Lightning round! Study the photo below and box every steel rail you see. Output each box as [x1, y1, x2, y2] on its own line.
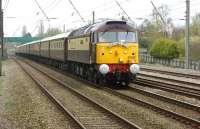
[128, 86, 200, 112]
[14, 59, 87, 129]
[21, 57, 200, 128]
[139, 72, 200, 88]
[136, 77, 200, 99]
[141, 67, 200, 79]
[102, 87, 200, 128]
[18, 58, 142, 129]
[137, 75, 200, 93]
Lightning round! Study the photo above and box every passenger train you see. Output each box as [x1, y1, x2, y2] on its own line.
[16, 20, 140, 86]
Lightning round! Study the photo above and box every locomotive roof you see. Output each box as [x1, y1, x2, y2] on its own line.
[17, 20, 135, 47]
[68, 20, 135, 37]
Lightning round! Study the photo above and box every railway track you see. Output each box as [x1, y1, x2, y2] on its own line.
[136, 76, 200, 99]
[102, 87, 200, 128]
[141, 67, 200, 80]
[19, 57, 200, 129]
[139, 72, 200, 88]
[139, 67, 200, 96]
[15, 58, 141, 129]
[127, 85, 200, 112]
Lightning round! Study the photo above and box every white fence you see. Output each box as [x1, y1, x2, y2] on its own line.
[140, 54, 200, 71]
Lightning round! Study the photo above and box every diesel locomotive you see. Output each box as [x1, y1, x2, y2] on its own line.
[16, 20, 140, 86]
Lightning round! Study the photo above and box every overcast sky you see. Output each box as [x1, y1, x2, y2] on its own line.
[3, 0, 200, 37]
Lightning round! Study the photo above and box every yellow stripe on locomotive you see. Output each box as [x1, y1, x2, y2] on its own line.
[96, 43, 139, 64]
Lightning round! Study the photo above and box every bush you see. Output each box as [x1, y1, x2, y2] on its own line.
[177, 39, 185, 58]
[150, 39, 179, 59]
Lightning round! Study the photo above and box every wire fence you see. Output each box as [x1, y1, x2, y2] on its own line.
[139, 54, 200, 71]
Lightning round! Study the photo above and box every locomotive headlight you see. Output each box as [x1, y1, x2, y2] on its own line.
[99, 64, 109, 75]
[130, 64, 140, 74]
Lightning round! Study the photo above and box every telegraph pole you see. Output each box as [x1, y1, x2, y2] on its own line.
[185, 0, 190, 69]
[0, 0, 3, 76]
[92, 11, 95, 24]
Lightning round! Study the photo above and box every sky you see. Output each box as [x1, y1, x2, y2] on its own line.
[3, 0, 200, 37]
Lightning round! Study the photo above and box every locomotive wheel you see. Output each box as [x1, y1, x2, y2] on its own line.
[121, 80, 129, 87]
[82, 66, 88, 79]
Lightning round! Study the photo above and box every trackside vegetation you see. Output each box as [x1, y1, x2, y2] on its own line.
[150, 39, 179, 59]
[138, 4, 200, 61]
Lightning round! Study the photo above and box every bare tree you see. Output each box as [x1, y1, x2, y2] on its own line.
[45, 27, 62, 37]
[151, 4, 173, 37]
[191, 13, 200, 36]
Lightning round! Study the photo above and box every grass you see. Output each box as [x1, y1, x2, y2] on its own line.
[4, 99, 14, 110]
[0, 78, 14, 110]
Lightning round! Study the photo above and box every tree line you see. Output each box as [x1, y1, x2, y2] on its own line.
[138, 4, 200, 61]
[21, 20, 63, 39]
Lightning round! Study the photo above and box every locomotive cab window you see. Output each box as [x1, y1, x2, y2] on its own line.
[98, 32, 137, 43]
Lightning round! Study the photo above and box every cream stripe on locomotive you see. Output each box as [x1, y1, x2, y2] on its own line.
[68, 37, 90, 51]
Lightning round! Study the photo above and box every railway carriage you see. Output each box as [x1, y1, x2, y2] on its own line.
[49, 37, 65, 61]
[40, 39, 50, 58]
[16, 20, 140, 86]
[29, 41, 40, 56]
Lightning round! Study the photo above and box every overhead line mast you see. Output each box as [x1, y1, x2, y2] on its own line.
[0, 0, 3, 75]
[185, 0, 190, 69]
